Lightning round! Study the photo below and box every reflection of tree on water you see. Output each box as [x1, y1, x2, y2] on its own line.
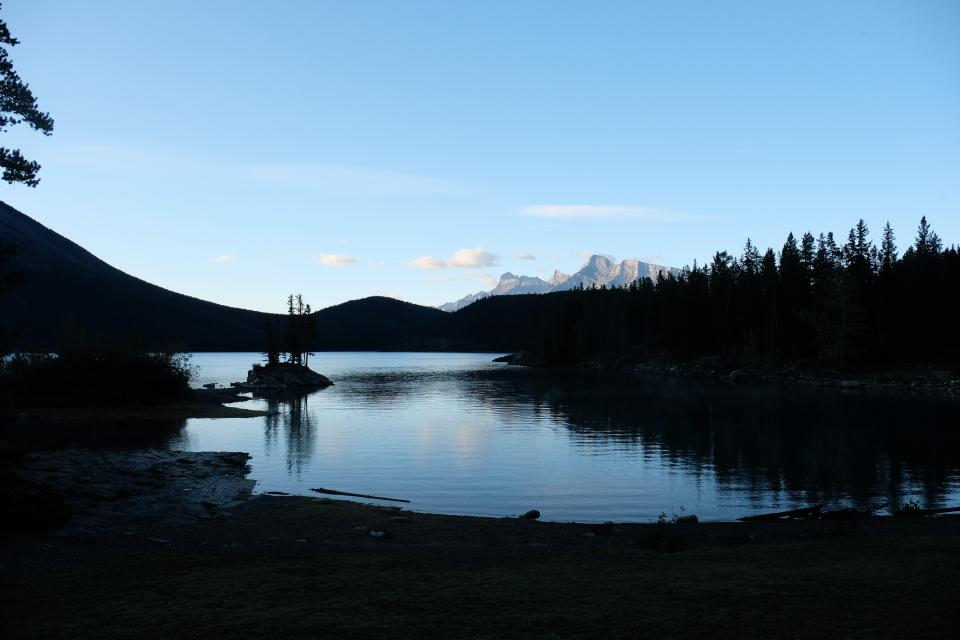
[457, 370, 960, 509]
[261, 391, 316, 477]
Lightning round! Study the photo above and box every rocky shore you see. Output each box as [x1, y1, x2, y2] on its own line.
[15, 450, 256, 536]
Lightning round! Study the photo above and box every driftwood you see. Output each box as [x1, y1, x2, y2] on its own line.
[738, 504, 823, 522]
[893, 505, 960, 517]
[311, 487, 411, 503]
[821, 502, 888, 519]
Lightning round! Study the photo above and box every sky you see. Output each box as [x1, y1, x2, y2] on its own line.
[1, 0, 958, 312]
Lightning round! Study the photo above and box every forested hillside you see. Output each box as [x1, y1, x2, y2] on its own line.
[522, 218, 960, 370]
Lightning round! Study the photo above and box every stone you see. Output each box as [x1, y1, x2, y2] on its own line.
[520, 509, 541, 520]
[246, 363, 334, 390]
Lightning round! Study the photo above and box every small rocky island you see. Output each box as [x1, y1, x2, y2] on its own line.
[238, 362, 334, 391]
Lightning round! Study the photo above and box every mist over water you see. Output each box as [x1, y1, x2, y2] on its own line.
[172, 352, 960, 522]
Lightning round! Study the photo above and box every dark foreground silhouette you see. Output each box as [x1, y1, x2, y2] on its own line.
[2, 495, 959, 639]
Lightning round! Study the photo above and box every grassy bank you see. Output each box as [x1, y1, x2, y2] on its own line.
[2, 497, 959, 639]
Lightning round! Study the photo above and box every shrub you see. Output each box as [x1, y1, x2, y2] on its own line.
[0, 336, 194, 407]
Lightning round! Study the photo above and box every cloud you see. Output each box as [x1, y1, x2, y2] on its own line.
[367, 260, 385, 268]
[513, 252, 537, 261]
[408, 256, 449, 270]
[522, 205, 697, 221]
[212, 254, 238, 263]
[315, 253, 358, 267]
[407, 248, 499, 270]
[449, 248, 498, 268]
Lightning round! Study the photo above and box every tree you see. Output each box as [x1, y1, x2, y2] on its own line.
[0, 6, 54, 187]
[741, 238, 761, 276]
[283, 294, 316, 366]
[879, 222, 897, 274]
[263, 318, 281, 366]
[913, 216, 942, 258]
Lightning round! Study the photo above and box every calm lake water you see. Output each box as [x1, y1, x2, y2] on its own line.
[169, 352, 960, 522]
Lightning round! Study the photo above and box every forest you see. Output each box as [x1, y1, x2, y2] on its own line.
[522, 217, 960, 371]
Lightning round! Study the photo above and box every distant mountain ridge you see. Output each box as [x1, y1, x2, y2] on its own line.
[440, 255, 680, 311]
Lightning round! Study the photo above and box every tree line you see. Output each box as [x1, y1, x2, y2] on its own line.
[525, 217, 959, 370]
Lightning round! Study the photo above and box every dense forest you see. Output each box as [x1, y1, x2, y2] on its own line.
[523, 217, 959, 371]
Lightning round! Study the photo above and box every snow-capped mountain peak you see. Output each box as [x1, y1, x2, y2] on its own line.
[439, 255, 679, 311]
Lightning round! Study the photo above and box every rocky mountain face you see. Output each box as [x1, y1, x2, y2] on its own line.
[440, 254, 679, 312]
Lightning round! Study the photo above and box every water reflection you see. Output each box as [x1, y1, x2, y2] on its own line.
[181, 353, 960, 520]
[259, 391, 316, 477]
[462, 371, 960, 509]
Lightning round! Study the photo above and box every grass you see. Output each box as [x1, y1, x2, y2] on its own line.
[3, 503, 959, 639]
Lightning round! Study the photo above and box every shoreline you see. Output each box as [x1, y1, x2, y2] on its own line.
[497, 353, 960, 396]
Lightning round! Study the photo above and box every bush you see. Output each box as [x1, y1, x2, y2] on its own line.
[0, 337, 194, 407]
[634, 513, 690, 553]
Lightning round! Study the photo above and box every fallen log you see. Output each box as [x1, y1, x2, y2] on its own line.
[821, 502, 888, 519]
[893, 505, 960, 517]
[738, 504, 823, 522]
[311, 487, 411, 503]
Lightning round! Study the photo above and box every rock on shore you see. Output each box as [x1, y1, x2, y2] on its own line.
[17, 450, 256, 535]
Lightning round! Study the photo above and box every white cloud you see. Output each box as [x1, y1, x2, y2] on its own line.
[367, 260, 385, 268]
[315, 253, 358, 267]
[449, 248, 499, 268]
[336, 238, 348, 245]
[407, 248, 499, 270]
[408, 256, 448, 270]
[212, 254, 238, 263]
[513, 252, 537, 261]
[522, 205, 697, 221]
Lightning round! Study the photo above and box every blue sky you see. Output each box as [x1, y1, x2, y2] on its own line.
[2, 0, 958, 311]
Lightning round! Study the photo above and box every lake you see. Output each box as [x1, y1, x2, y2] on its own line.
[170, 352, 960, 522]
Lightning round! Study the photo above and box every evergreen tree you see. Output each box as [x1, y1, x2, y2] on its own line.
[263, 318, 281, 366]
[741, 238, 761, 276]
[0, 6, 54, 186]
[913, 216, 942, 257]
[879, 222, 897, 274]
[282, 294, 316, 366]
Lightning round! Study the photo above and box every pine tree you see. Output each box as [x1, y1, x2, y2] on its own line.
[741, 238, 761, 276]
[0, 7, 54, 186]
[879, 222, 897, 273]
[263, 318, 281, 366]
[914, 216, 942, 257]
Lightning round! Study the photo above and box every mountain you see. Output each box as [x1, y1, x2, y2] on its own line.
[439, 255, 679, 311]
[0, 202, 533, 352]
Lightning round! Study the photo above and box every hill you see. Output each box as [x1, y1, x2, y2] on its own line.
[0, 202, 533, 352]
